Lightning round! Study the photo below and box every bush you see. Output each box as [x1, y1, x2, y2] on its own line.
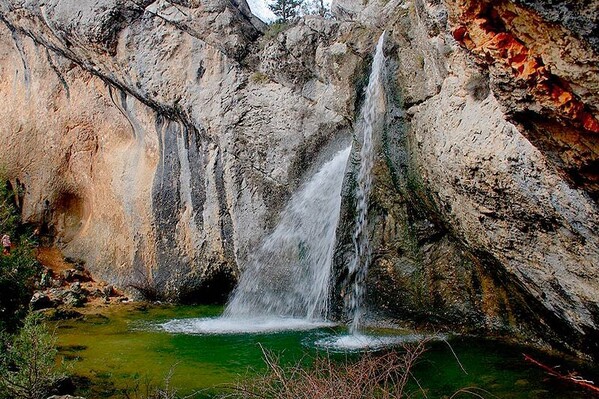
[0, 174, 41, 332]
[0, 312, 67, 399]
[223, 341, 429, 399]
[0, 241, 40, 332]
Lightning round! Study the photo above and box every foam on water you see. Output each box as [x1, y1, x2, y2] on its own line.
[314, 333, 445, 352]
[158, 317, 335, 335]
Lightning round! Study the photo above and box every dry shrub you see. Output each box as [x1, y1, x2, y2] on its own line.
[223, 340, 429, 399]
[122, 364, 203, 399]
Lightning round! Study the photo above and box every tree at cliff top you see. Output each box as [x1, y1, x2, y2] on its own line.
[269, 0, 303, 22]
[300, 0, 330, 18]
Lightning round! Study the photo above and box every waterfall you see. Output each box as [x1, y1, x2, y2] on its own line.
[224, 146, 351, 321]
[159, 33, 386, 337]
[346, 32, 387, 334]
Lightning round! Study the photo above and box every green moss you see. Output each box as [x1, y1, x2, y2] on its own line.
[250, 72, 270, 84]
[416, 53, 425, 69]
[352, 56, 373, 122]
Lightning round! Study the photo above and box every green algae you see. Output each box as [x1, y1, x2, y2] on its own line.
[53, 305, 330, 398]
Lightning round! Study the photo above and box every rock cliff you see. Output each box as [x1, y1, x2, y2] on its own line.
[0, 0, 360, 302]
[331, 0, 599, 359]
[0, 0, 597, 358]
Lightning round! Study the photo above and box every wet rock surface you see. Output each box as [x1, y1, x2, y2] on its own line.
[331, 0, 599, 359]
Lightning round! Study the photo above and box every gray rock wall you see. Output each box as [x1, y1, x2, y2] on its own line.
[330, 0, 599, 358]
[0, 0, 360, 301]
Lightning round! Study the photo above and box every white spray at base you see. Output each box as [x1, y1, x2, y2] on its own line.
[344, 32, 387, 336]
[160, 146, 350, 334]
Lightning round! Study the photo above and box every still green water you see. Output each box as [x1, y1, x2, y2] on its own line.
[53, 304, 598, 398]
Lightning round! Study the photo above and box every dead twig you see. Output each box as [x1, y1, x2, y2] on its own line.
[524, 354, 599, 395]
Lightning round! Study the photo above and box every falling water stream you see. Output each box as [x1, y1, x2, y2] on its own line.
[224, 146, 351, 320]
[313, 32, 388, 350]
[346, 32, 387, 334]
[161, 32, 387, 343]
[161, 146, 351, 334]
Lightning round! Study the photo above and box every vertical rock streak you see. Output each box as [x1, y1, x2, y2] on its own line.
[346, 32, 386, 334]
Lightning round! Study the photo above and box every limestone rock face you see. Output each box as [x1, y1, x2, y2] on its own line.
[446, 0, 599, 198]
[0, 0, 598, 359]
[330, 0, 599, 359]
[0, 0, 361, 301]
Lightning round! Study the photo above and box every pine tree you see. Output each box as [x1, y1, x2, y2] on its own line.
[269, 0, 304, 23]
[301, 0, 330, 18]
[0, 313, 66, 399]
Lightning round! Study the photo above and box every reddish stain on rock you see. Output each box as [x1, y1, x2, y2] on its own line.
[452, 0, 599, 134]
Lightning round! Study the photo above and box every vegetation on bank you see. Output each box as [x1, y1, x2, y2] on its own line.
[0, 313, 67, 399]
[0, 176, 41, 332]
[0, 176, 66, 399]
[0, 240, 40, 333]
[224, 343, 431, 399]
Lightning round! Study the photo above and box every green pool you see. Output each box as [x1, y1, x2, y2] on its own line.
[53, 304, 598, 398]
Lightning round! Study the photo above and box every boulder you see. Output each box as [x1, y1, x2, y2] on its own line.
[30, 292, 56, 310]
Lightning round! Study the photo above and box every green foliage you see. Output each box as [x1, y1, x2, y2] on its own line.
[269, 0, 303, 23]
[0, 174, 40, 332]
[0, 242, 41, 332]
[300, 0, 330, 18]
[0, 173, 20, 237]
[0, 312, 66, 399]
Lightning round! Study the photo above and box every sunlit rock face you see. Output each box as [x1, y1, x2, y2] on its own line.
[0, 0, 598, 358]
[330, 0, 599, 359]
[0, 0, 360, 301]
